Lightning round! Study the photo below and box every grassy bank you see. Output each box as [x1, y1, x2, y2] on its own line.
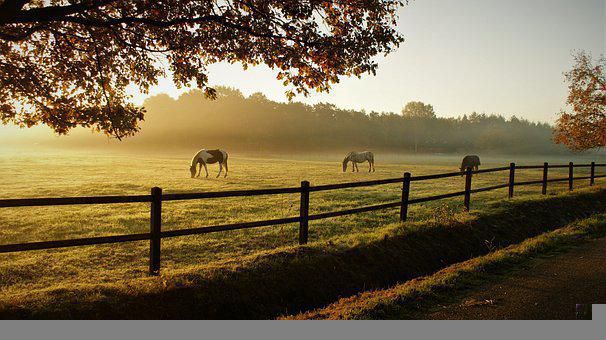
[288, 213, 606, 320]
[1, 187, 605, 319]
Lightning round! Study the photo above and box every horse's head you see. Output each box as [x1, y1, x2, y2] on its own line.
[342, 157, 349, 172]
[189, 164, 197, 178]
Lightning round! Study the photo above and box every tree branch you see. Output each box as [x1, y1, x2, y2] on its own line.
[0, 23, 46, 41]
[0, 0, 117, 24]
[0, 0, 30, 14]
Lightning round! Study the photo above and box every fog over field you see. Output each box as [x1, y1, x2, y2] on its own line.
[3, 87, 602, 158]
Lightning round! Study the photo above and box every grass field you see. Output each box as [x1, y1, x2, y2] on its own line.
[0, 149, 603, 310]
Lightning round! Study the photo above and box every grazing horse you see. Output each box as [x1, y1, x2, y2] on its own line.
[343, 151, 375, 173]
[460, 155, 480, 175]
[190, 149, 229, 178]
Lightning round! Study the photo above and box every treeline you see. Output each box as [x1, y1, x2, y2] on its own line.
[114, 86, 563, 155]
[18, 86, 567, 155]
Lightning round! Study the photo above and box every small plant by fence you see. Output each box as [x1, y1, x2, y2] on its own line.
[0, 161, 604, 275]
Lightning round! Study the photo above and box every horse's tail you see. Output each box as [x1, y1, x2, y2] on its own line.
[369, 152, 374, 163]
[222, 150, 229, 165]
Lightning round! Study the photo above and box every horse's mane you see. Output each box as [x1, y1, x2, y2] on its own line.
[190, 150, 204, 167]
[343, 151, 354, 164]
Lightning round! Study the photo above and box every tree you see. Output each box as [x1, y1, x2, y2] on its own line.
[554, 51, 606, 151]
[401, 101, 436, 118]
[401, 101, 435, 152]
[0, 0, 405, 139]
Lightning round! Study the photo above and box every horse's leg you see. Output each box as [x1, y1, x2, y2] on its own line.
[203, 163, 209, 178]
[368, 160, 372, 172]
[352, 161, 355, 172]
[196, 163, 201, 177]
[355, 162, 359, 172]
[217, 163, 223, 178]
[223, 161, 228, 178]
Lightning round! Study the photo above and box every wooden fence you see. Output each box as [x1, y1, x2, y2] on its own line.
[0, 161, 604, 275]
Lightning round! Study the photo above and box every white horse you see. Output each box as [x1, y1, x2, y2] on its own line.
[343, 151, 375, 173]
[190, 149, 229, 178]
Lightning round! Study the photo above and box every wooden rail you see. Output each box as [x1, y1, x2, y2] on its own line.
[0, 162, 604, 275]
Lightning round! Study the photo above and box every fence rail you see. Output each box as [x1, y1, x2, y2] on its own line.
[1, 161, 605, 275]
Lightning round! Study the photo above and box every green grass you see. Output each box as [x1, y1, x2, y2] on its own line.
[0, 150, 603, 318]
[288, 213, 606, 320]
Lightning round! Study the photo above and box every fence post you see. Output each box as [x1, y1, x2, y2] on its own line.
[464, 167, 472, 212]
[400, 172, 411, 221]
[569, 162, 574, 191]
[299, 180, 310, 245]
[508, 163, 515, 198]
[590, 162, 595, 186]
[149, 187, 162, 276]
[542, 162, 548, 195]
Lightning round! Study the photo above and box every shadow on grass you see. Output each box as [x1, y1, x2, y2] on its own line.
[2, 189, 606, 319]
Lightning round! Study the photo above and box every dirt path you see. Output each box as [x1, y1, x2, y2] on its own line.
[423, 237, 606, 320]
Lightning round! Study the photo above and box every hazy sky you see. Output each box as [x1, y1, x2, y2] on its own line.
[127, 0, 605, 123]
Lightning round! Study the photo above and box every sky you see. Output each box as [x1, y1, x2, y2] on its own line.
[127, 0, 605, 124]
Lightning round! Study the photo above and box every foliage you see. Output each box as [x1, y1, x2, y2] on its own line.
[401, 101, 435, 118]
[0, 0, 405, 139]
[554, 51, 606, 151]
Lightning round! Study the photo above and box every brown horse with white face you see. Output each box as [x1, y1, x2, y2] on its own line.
[190, 149, 229, 178]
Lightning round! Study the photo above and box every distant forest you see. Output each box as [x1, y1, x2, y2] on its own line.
[116, 87, 566, 155]
[6, 86, 570, 155]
